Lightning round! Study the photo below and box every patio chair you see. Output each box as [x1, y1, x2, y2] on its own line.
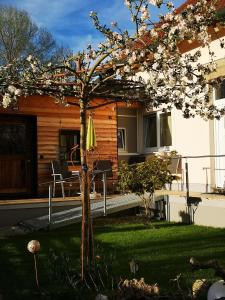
[92, 160, 113, 194]
[168, 155, 184, 191]
[51, 160, 81, 198]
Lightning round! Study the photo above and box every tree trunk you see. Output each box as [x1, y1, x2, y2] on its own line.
[80, 99, 94, 280]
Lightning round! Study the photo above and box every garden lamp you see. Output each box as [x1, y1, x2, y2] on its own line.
[27, 240, 40, 289]
[207, 280, 225, 300]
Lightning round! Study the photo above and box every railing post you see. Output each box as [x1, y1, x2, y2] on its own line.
[185, 159, 189, 200]
[48, 183, 52, 228]
[185, 159, 192, 224]
[103, 171, 107, 216]
[204, 167, 209, 193]
[164, 195, 170, 221]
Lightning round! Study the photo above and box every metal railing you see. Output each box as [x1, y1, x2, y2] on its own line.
[39, 170, 109, 228]
[182, 154, 225, 196]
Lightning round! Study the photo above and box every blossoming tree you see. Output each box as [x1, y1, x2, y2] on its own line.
[0, 0, 225, 278]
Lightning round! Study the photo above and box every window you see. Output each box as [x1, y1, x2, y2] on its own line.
[144, 112, 172, 149]
[215, 80, 225, 100]
[160, 113, 172, 146]
[117, 108, 137, 153]
[144, 114, 157, 148]
[59, 130, 80, 164]
[118, 128, 126, 150]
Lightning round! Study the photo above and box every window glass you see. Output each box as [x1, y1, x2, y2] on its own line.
[144, 114, 157, 148]
[118, 111, 137, 153]
[215, 80, 225, 100]
[118, 128, 126, 150]
[59, 130, 80, 164]
[160, 113, 172, 146]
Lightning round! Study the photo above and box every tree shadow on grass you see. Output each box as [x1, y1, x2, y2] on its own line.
[93, 221, 207, 235]
[0, 230, 82, 300]
[1, 220, 225, 299]
[93, 233, 225, 294]
[153, 221, 187, 229]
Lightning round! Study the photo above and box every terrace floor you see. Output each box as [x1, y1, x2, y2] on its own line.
[1, 189, 225, 233]
[1, 188, 225, 208]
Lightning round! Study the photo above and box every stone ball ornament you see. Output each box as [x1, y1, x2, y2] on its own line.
[27, 240, 41, 254]
[207, 280, 225, 300]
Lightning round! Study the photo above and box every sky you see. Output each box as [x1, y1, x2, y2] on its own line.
[0, 0, 184, 53]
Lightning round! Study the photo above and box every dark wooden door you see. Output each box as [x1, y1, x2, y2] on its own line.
[0, 115, 37, 198]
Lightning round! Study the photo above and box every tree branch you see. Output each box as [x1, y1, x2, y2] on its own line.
[89, 73, 115, 95]
[86, 47, 119, 85]
[43, 64, 85, 85]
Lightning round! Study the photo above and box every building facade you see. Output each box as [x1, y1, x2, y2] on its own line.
[0, 96, 118, 199]
[118, 34, 225, 193]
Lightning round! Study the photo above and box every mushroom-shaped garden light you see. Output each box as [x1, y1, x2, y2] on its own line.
[27, 240, 40, 289]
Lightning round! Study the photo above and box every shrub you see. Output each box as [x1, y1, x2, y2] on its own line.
[118, 155, 173, 220]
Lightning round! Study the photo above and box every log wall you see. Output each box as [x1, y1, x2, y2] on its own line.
[0, 95, 118, 195]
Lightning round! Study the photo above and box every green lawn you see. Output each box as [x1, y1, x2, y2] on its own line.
[1, 216, 225, 299]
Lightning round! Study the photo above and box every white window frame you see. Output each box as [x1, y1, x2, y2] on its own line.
[213, 85, 225, 187]
[143, 111, 172, 153]
[214, 80, 225, 101]
[118, 127, 126, 151]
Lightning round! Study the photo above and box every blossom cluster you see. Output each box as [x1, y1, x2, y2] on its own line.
[0, 0, 224, 119]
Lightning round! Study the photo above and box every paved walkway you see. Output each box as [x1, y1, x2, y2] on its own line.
[0, 194, 141, 236]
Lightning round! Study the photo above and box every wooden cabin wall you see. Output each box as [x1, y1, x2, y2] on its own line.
[0, 95, 118, 195]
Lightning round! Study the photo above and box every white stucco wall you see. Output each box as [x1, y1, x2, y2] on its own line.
[137, 37, 225, 192]
[171, 110, 211, 191]
[176, 38, 225, 190]
[166, 195, 225, 228]
[188, 38, 225, 63]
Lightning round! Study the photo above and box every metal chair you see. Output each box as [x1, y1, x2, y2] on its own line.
[51, 160, 80, 198]
[92, 160, 113, 194]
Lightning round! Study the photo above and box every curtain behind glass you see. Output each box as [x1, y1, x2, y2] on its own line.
[144, 114, 157, 148]
[160, 113, 172, 146]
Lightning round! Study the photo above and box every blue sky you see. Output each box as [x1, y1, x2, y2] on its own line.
[0, 0, 184, 53]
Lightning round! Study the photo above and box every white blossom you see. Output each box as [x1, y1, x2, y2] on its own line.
[26, 55, 32, 62]
[148, 0, 157, 6]
[157, 45, 165, 54]
[111, 21, 117, 27]
[8, 85, 21, 96]
[154, 52, 161, 60]
[152, 62, 159, 70]
[167, 2, 174, 9]
[2, 93, 12, 108]
[124, 0, 131, 8]
[150, 29, 158, 38]
[140, 6, 149, 21]
[164, 13, 174, 22]
[124, 65, 131, 73]
[45, 79, 52, 86]
[138, 24, 148, 36]
[0, 0, 223, 121]
[113, 32, 123, 41]
[89, 11, 96, 17]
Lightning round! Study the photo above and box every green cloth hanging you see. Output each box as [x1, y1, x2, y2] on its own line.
[86, 115, 97, 151]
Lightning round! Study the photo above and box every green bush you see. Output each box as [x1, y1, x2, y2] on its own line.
[118, 155, 173, 220]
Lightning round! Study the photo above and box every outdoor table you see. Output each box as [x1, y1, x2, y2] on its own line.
[72, 169, 109, 216]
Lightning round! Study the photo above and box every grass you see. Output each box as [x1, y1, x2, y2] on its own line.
[1, 216, 225, 299]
